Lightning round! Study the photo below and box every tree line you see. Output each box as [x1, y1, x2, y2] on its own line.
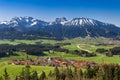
[0, 63, 120, 80]
[96, 46, 120, 57]
[0, 43, 96, 58]
[0, 43, 59, 57]
[0, 28, 54, 40]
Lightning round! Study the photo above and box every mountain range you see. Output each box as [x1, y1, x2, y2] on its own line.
[0, 16, 120, 39]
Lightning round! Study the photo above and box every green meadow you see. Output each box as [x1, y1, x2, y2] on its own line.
[0, 37, 120, 78]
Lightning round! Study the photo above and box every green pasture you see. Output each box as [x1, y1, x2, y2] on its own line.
[0, 37, 120, 78]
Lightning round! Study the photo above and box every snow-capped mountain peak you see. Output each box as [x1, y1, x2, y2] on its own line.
[0, 16, 118, 29]
[0, 16, 120, 39]
[11, 16, 34, 23]
[49, 17, 112, 27]
[8, 16, 48, 27]
[64, 17, 98, 26]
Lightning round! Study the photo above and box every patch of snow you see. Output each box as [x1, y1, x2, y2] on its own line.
[89, 20, 95, 25]
[61, 21, 67, 25]
[0, 21, 8, 24]
[80, 19, 83, 25]
[26, 19, 29, 22]
[31, 22, 37, 26]
[19, 17, 22, 20]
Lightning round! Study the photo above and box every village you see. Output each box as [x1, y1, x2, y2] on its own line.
[9, 57, 96, 68]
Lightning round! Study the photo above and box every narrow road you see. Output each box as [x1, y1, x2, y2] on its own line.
[77, 44, 92, 53]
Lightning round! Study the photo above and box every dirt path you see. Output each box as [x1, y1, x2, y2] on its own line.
[77, 44, 92, 53]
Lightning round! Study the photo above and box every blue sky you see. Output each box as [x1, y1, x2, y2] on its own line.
[0, 0, 120, 26]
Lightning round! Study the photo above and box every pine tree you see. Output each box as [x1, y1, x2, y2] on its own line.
[114, 65, 120, 80]
[32, 71, 38, 80]
[20, 68, 25, 79]
[108, 64, 114, 80]
[48, 70, 53, 77]
[25, 65, 31, 80]
[96, 66, 105, 80]
[39, 71, 46, 80]
[61, 71, 66, 80]
[103, 64, 109, 80]
[74, 67, 77, 75]
[54, 66, 60, 80]
[119, 66, 120, 80]
[15, 76, 18, 80]
[66, 67, 73, 80]
[79, 68, 83, 80]
[3, 68, 10, 80]
[83, 71, 87, 80]
[86, 65, 94, 78]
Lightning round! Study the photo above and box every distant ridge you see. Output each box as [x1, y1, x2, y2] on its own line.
[0, 16, 120, 39]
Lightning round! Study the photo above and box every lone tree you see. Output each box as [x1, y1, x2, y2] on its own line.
[39, 71, 46, 80]
[3, 68, 10, 80]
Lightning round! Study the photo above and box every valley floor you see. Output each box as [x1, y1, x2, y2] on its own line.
[0, 37, 120, 78]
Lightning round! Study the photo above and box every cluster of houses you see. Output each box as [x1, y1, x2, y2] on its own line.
[9, 57, 96, 68]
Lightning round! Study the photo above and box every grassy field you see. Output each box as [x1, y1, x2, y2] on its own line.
[0, 51, 120, 78]
[0, 39, 59, 45]
[62, 37, 117, 51]
[0, 37, 120, 78]
[0, 64, 54, 78]
[0, 37, 119, 63]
